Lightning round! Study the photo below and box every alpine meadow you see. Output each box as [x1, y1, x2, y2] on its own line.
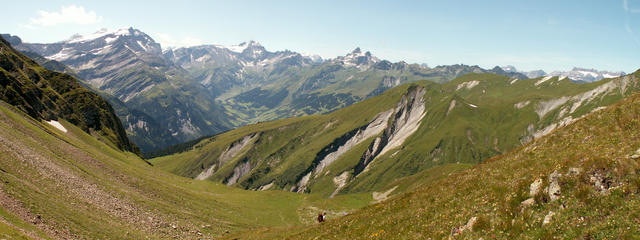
[1, 1, 639, 239]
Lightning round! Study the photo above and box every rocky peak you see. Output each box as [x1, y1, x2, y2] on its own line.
[336, 47, 380, 70]
[548, 67, 625, 82]
[239, 41, 267, 60]
[0, 34, 23, 47]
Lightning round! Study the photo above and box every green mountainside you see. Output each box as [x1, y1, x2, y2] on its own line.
[152, 71, 640, 198]
[2, 31, 233, 153]
[1, 35, 639, 238]
[0, 97, 375, 239]
[243, 77, 640, 239]
[0, 36, 137, 153]
[4, 30, 527, 153]
[0, 38, 378, 239]
[168, 46, 528, 126]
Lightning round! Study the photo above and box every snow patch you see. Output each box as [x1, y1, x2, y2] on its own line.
[104, 36, 118, 44]
[46, 120, 67, 133]
[47, 47, 73, 61]
[136, 40, 147, 51]
[67, 28, 131, 43]
[195, 55, 210, 62]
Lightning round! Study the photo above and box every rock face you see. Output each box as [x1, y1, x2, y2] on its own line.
[529, 178, 543, 197]
[547, 170, 562, 202]
[548, 67, 624, 83]
[195, 133, 258, 180]
[292, 111, 391, 192]
[293, 109, 393, 193]
[5, 29, 231, 152]
[354, 87, 427, 175]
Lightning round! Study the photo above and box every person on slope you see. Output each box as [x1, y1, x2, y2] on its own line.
[317, 212, 326, 223]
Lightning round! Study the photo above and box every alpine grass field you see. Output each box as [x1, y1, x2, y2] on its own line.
[1, 1, 639, 238]
[151, 70, 640, 200]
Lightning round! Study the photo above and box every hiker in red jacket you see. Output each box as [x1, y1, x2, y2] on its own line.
[317, 212, 326, 223]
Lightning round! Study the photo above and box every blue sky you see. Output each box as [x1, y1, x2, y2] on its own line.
[2, 0, 639, 73]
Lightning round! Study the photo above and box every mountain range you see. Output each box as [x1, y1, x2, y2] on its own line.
[151, 69, 640, 197]
[502, 65, 624, 82]
[3, 27, 534, 153]
[0, 30, 639, 238]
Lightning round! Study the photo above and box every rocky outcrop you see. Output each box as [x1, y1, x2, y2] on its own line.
[195, 133, 258, 180]
[225, 159, 252, 186]
[330, 171, 351, 198]
[354, 87, 427, 175]
[293, 110, 393, 193]
[547, 170, 562, 201]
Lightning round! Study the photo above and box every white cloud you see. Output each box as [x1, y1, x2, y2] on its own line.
[152, 33, 204, 49]
[28, 5, 102, 28]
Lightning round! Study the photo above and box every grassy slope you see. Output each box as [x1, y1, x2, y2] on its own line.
[0, 101, 372, 239]
[152, 71, 640, 199]
[151, 82, 419, 187]
[247, 90, 640, 239]
[0, 37, 137, 153]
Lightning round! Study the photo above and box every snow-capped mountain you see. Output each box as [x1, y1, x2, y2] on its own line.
[19, 27, 166, 92]
[4, 27, 569, 153]
[165, 40, 317, 71]
[548, 67, 625, 83]
[501, 65, 624, 82]
[333, 47, 380, 70]
[501, 65, 546, 78]
[6, 28, 232, 151]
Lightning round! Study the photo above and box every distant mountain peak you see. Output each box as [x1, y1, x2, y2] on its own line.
[501, 65, 517, 72]
[64, 27, 138, 44]
[336, 47, 379, 69]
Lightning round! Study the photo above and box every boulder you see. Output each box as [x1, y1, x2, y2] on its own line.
[521, 198, 535, 207]
[548, 170, 561, 201]
[542, 211, 555, 226]
[529, 178, 543, 197]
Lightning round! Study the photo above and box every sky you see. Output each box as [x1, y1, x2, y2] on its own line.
[2, 0, 640, 73]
